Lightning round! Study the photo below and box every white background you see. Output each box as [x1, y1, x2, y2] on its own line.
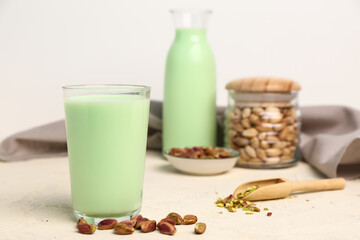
[0, 0, 359, 140]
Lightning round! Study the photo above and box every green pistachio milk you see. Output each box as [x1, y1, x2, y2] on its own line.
[64, 94, 149, 218]
[163, 28, 217, 151]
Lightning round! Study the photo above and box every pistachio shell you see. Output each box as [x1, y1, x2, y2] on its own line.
[264, 157, 280, 164]
[252, 107, 264, 115]
[273, 141, 288, 149]
[234, 107, 242, 116]
[279, 127, 289, 140]
[237, 156, 248, 164]
[239, 148, 250, 161]
[273, 123, 285, 131]
[266, 136, 280, 142]
[283, 148, 292, 156]
[249, 158, 263, 164]
[256, 124, 273, 132]
[256, 148, 267, 160]
[233, 137, 250, 146]
[269, 113, 283, 123]
[245, 146, 257, 158]
[280, 155, 293, 162]
[260, 140, 270, 149]
[283, 116, 295, 125]
[265, 148, 282, 157]
[241, 118, 251, 129]
[242, 107, 251, 118]
[258, 132, 267, 140]
[242, 128, 258, 138]
[249, 114, 259, 124]
[250, 137, 260, 148]
[234, 123, 244, 132]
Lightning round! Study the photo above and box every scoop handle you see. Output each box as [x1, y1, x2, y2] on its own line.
[291, 178, 346, 192]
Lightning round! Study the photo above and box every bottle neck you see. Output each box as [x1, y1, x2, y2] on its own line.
[171, 9, 211, 28]
[175, 28, 207, 42]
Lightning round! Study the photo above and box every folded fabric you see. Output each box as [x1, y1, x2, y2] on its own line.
[300, 106, 360, 179]
[1, 101, 359, 179]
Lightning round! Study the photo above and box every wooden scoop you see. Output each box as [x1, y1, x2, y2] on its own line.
[233, 177, 346, 201]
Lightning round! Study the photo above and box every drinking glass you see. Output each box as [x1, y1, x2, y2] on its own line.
[63, 84, 150, 223]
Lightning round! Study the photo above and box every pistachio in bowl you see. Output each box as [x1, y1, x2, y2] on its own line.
[164, 146, 239, 175]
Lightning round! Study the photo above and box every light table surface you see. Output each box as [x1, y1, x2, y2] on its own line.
[0, 151, 359, 240]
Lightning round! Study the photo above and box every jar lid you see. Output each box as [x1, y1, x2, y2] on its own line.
[226, 77, 301, 93]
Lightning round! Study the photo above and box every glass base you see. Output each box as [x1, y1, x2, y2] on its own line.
[236, 147, 301, 169]
[73, 208, 141, 225]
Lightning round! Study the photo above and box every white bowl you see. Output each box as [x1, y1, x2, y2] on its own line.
[163, 148, 239, 175]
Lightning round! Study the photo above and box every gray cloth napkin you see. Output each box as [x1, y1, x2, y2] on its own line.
[1, 101, 359, 179]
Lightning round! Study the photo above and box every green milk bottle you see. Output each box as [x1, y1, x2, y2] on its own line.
[163, 9, 217, 151]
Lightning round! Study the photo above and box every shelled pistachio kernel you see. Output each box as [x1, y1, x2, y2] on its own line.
[77, 218, 96, 234]
[114, 221, 134, 235]
[169, 146, 232, 159]
[166, 212, 183, 225]
[237, 185, 259, 199]
[98, 219, 117, 230]
[215, 197, 223, 203]
[158, 221, 176, 235]
[225, 203, 233, 208]
[194, 223, 206, 234]
[251, 207, 260, 212]
[215, 193, 258, 214]
[228, 207, 237, 212]
[183, 215, 198, 225]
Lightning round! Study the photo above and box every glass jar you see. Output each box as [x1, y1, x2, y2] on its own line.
[224, 77, 301, 168]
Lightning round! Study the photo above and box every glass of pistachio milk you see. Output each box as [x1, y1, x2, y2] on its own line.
[63, 84, 150, 224]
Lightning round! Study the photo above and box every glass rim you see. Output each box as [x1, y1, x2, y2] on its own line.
[170, 8, 212, 14]
[63, 84, 151, 92]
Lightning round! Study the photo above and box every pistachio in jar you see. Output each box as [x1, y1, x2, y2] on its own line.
[224, 77, 301, 168]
